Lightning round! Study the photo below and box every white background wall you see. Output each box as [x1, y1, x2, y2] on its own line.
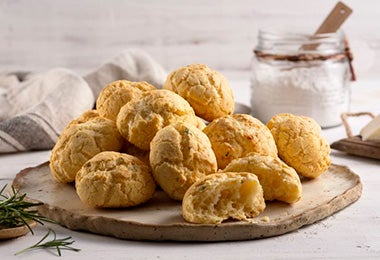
[0, 0, 379, 80]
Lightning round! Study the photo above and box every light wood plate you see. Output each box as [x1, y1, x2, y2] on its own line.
[12, 162, 362, 242]
[0, 221, 37, 240]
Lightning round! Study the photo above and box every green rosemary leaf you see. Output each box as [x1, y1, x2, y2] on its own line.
[0, 184, 80, 256]
[15, 228, 81, 256]
[0, 184, 56, 233]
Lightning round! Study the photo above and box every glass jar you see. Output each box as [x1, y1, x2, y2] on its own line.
[250, 29, 352, 128]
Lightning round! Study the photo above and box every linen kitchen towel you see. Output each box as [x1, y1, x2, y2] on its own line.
[85, 48, 166, 97]
[0, 69, 94, 153]
[0, 49, 166, 153]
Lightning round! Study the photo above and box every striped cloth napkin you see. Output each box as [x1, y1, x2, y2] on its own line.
[0, 49, 166, 153]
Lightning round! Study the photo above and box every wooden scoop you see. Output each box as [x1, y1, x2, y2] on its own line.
[302, 1, 355, 80]
[314, 2, 352, 35]
[302, 2, 352, 50]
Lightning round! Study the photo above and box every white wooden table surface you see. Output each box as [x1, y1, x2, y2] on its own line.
[0, 79, 379, 259]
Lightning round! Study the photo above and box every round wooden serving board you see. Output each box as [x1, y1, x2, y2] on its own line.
[12, 162, 362, 242]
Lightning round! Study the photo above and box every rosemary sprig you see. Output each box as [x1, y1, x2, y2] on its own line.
[1, 184, 80, 256]
[15, 228, 81, 256]
[0, 184, 55, 234]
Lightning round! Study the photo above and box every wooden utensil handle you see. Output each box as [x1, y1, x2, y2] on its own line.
[302, 2, 356, 80]
[302, 2, 352, 51]
[341, 112, 375, 138]
[315, 1, 352, 34]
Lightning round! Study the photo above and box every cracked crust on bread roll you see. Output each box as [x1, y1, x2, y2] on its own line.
[203, 114, 278, 169]
[50, 110, 123, 183]
[116, 89, 200, 150]
[163, 63, 235, 122]
[75, 151, 156, 208]
[150, 122, 217, 200]
[96, 80, 156, 121]
[223, 153, 302, 204]
[182, 172, 265, 224]
[267, 113, 331, 179]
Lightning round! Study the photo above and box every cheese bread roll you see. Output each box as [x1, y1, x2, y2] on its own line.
[163, 63, 234, 122]
[182, 172, 265, 224]
[96, 80, 156, 121]
[223, 153, 302, 203]
[76, 151, 155, 208]
[267, 113, 331, 178]
[150, 122, 217, 200]
[203, 114, 278, 169]
[50, 110, 123, 183]
[116, 89, 199, 150]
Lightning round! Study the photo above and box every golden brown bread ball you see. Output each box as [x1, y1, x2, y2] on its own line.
[116, 89, 200, 150]
[163, 63, 235, 122]
[150, 122, 217, 200]
[223, 153, 302, 204]
[75, 151, 156, 208]
[203, 114, 278, 169]
[50, 111, 123, 183]
[182, 172, 265, 224]
[267, 113, 331, 178]
[96, 80, 156, 121]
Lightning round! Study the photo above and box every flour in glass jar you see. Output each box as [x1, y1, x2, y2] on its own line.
[250, 29, 352, 128]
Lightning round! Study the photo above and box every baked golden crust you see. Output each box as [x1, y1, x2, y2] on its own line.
[150, 122, 217, 200]
[163, 63, 235, 122]
[50, 111, 123, 183]
[223, 153, 302, 203]
[116, 89, 199, 150]
[96, 80, 156, 121]
[203, 114, 278, 169]
[182, 172, 265, 224]
[267, 113, 331, 178]
[75, 151, 156, 208]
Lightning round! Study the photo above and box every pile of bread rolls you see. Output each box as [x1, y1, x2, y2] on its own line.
[49, 63, 331, 224]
